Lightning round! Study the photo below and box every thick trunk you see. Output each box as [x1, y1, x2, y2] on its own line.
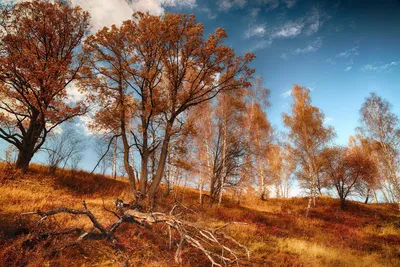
[15, 147, 34, 172]
[15, 111, 43, 172]
[340, 198, 346, 210]
[148, 125, 171, 206]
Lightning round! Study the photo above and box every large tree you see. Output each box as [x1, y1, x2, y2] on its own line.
[358, 93, 400, 207]
[81, 12, 254, 205]
[283, 85, 335, 216]
[0, 0, 90, 171]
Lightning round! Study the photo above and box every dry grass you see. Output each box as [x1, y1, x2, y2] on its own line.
[1, 163, 400, 266]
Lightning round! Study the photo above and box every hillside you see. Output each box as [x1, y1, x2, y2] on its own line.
[1, 164, 400, 267]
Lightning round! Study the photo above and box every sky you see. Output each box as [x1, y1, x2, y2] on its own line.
[1, 0, 400, 180]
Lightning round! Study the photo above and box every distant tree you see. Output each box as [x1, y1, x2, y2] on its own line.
[320, 146, 378, 209]
[0, 0, 90, 171]
[357, 93, 400, 208]
[283, 85, 335, 216]
[43, 127, 85, 174]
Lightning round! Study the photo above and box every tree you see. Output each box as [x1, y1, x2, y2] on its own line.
[348, 135, 381, 203]
[246, 77, 272, 200]
[358, 93, 400, 208]
[320, 146, 378, 209]
[81, 12, 254, 205]
[0, 0, 90, 171]
[43, 126, 85, 174]
[268, 143, 295, 198]
[283, 85, 335, 216]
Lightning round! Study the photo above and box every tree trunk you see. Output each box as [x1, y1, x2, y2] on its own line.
[364, 188, 371, 204]
[139, 147, 149, 197]
[148, 125, 172, 206]
[340, 198, 346, 210]
[121, 119, 137, 199]
[112, 137, 118, 179]
[15, 147, 34, 172]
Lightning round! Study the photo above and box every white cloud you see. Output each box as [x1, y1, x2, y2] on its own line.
[272, 21, 304, 38]
[326, 58, 337, 65]
[362, 61, 400, 73]
[282, 0, 297, 8]
[281, 90, 291, 98]
[344, 66, 352, 72]
[249, 39, 272, 51]
[199, 7, 217, 20]
[218, 0, 246, 11]
[324, 117, 333, 124]
[66, 83, 87, 103]
[336, 45, 359, 58]
[245, 24, 266, 38]
[292, 37, 323, 54]
[6, 0, 196, 32]
[258, 0, 280, 11]
[328, 44, 359, 70]
[71, 0, 196, 32]
[282, 37, 323, 59]
[249, 8, 261, 18]
[271, 8, 329, 39]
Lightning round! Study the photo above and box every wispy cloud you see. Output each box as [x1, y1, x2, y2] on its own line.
[327, 44, 359, 71]
[293, 37, 323, 54]
[281, 90, 292, 98]
[245, 24, 267, 38]
[199, 7, 218, 19]
[361, 61, 400, 73]
[249, 39, 272, 51]
[324, 117, 333, 124]
[218, 0, 247, 11]
[336, 45, 359, 58]
[271, 8, 330, 39]
[282, 0, 297, 8]
[281, 37, 323, 59]
[249, 8, 261, 18]
[272, 21, 304, 38]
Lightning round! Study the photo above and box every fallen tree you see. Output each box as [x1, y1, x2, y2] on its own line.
[21, 200, 250, 266]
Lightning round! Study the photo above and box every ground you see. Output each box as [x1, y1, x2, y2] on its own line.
[0, 164, 399, 266]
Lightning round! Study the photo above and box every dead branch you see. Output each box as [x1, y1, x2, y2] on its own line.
[21, 200, 250, 266]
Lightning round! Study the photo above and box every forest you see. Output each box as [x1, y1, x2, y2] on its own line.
[0, 1, 400, 266]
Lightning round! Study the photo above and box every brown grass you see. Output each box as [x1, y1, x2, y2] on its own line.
[1, 163, 400, 266]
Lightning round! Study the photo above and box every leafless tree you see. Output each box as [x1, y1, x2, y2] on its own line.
[43, 127, 85, 174]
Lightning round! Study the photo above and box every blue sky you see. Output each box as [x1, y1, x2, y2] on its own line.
[1, 0, 400, 174]
[178, 0, 400, 147]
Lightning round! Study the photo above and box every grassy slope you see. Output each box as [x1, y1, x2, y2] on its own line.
[1, 164, 400, 267]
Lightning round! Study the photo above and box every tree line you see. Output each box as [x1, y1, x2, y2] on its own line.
[0, 1, 399, 211]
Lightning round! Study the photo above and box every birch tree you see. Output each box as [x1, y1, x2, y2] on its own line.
[283, 85, 335, 216]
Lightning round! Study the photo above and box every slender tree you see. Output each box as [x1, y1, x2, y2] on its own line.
[357, 93, 400, 208]
[0, 0, 90, 171]
[283, 85, 335, 216]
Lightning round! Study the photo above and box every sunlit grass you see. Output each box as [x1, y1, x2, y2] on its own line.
[1, 163, 399, 266]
